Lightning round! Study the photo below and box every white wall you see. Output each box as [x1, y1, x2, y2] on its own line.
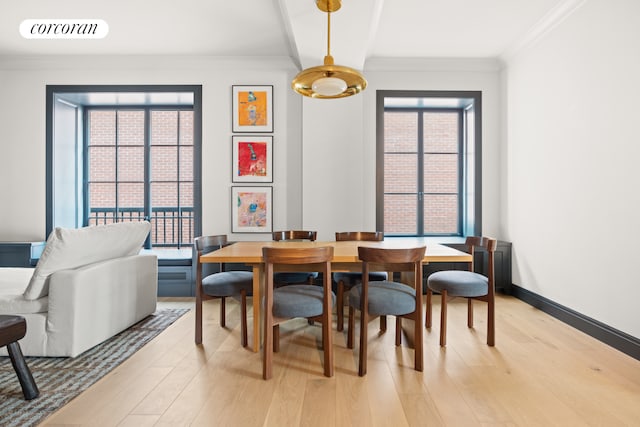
[302, 94, 366, 241]
[504, 0, 640, 338]
[0, 55, 300, 242]
[0, 64, 47, 240]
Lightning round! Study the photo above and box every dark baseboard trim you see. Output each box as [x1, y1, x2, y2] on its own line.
[510, 284, 640, 361]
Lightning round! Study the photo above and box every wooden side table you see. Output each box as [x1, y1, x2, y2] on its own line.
[0, 315, 39, 400]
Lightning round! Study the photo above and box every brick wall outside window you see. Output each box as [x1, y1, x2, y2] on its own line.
[87, 109, 194, 248]
[384, 110, 459, 235]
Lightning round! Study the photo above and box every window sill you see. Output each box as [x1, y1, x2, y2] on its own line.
[140, 248, 192, 266]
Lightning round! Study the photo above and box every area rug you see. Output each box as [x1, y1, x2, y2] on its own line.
[0, 308, 188, 427]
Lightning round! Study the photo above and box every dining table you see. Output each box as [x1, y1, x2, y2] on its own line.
[200, 239, 473, 352]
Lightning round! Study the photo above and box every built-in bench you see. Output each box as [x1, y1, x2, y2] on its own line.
[0, 242, 45, 267]
[141, 249, 194, 297]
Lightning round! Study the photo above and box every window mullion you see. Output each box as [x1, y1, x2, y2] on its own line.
[144, 108, 152, 249]
[175, 112, 181, 249]
[458, 109, 464, 236]
[417, 111, 424, 236]
[115, 110, 119, 222]
[82, 108, 89, 227]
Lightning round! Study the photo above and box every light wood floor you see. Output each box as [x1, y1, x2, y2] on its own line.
[42, 294, 640, 426]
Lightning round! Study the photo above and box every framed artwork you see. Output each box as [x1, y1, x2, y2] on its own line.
[231, 186, 273, 233]
[232, 135, 273, 183]
[232, 85, 273, 133]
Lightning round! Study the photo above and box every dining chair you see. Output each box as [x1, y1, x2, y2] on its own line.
[425, 236, 497, 347]
[334, 231, 386, 331]
[262, 246, 335, 380]
[194, 235, 253, 347]
[272, 230, 318, 286]
[347, 246, 425, 376]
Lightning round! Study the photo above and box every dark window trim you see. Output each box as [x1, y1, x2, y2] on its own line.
[375, 90, 482, 237]
[45, 84, 203, 242]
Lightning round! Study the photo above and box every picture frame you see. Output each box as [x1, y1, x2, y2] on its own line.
[232, 135, 273, 183]
[231, 186, 273, 233]
[232, 85, 273, 133]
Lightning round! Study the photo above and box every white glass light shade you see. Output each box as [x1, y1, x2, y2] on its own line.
[311, 77, 347, 97]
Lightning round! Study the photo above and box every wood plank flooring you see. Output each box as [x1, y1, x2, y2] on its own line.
[41, 295, 640, 426]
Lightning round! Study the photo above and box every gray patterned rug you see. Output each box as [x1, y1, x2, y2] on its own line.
[0, 308, 188, 427]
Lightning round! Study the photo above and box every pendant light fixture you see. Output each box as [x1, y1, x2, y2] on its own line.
[292, 0, 367, 99]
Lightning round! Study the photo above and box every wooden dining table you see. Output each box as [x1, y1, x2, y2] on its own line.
[200, 239, 473, 351]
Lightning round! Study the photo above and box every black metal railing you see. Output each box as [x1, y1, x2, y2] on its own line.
[88, 207, 194, 249]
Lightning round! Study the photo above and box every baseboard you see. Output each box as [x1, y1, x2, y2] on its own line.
[510, 285, 640, 361]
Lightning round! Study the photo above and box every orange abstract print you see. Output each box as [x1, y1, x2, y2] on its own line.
[237, 90, 268, 126]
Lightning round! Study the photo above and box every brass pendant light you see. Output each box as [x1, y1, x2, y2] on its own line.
[292, 0, 367, 99]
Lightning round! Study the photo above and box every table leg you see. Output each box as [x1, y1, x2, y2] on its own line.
[7, 341, 39, 400]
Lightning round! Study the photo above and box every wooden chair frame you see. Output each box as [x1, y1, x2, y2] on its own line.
[425, 236, 497, 346]
[262, 246, 334, 380]
[195, 235, 250, 347]
[272, 230, 317, 242]
[348, 246, 425, 376]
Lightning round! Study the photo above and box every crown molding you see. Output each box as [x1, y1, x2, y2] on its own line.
[0, 55, 297, 71]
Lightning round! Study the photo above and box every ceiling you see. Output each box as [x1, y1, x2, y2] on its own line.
[1, 0, 574, 69]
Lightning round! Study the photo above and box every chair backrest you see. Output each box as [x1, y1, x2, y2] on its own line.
[359, 246, 424, 289]
[335, 231, 384, 242]
[263, 246, 333, 266]
[262, 246, 334, 297]
[272, 230, 317, 241]
[194, 235, 228, 277]
[194, 235, 227, 254]
[357, 246, 425, 278]
[464, 236, 497, 294]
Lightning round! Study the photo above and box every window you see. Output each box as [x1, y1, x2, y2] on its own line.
[86, 108, 194, 248]
[376, 91, 481, 237]
[46, 85, 202, 252]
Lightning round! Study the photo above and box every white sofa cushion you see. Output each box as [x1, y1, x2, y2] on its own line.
[0, 267, 48, 314]
[23, 221, 151, 300]
[0, 295, 48, 314]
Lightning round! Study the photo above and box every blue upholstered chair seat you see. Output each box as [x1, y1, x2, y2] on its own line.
[349, 281, 416, 317]
[274, 272, 319, 285]
[272, 285, 336, 319]
[427, 270, 488, 297]
[202, 271, 253, 297]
